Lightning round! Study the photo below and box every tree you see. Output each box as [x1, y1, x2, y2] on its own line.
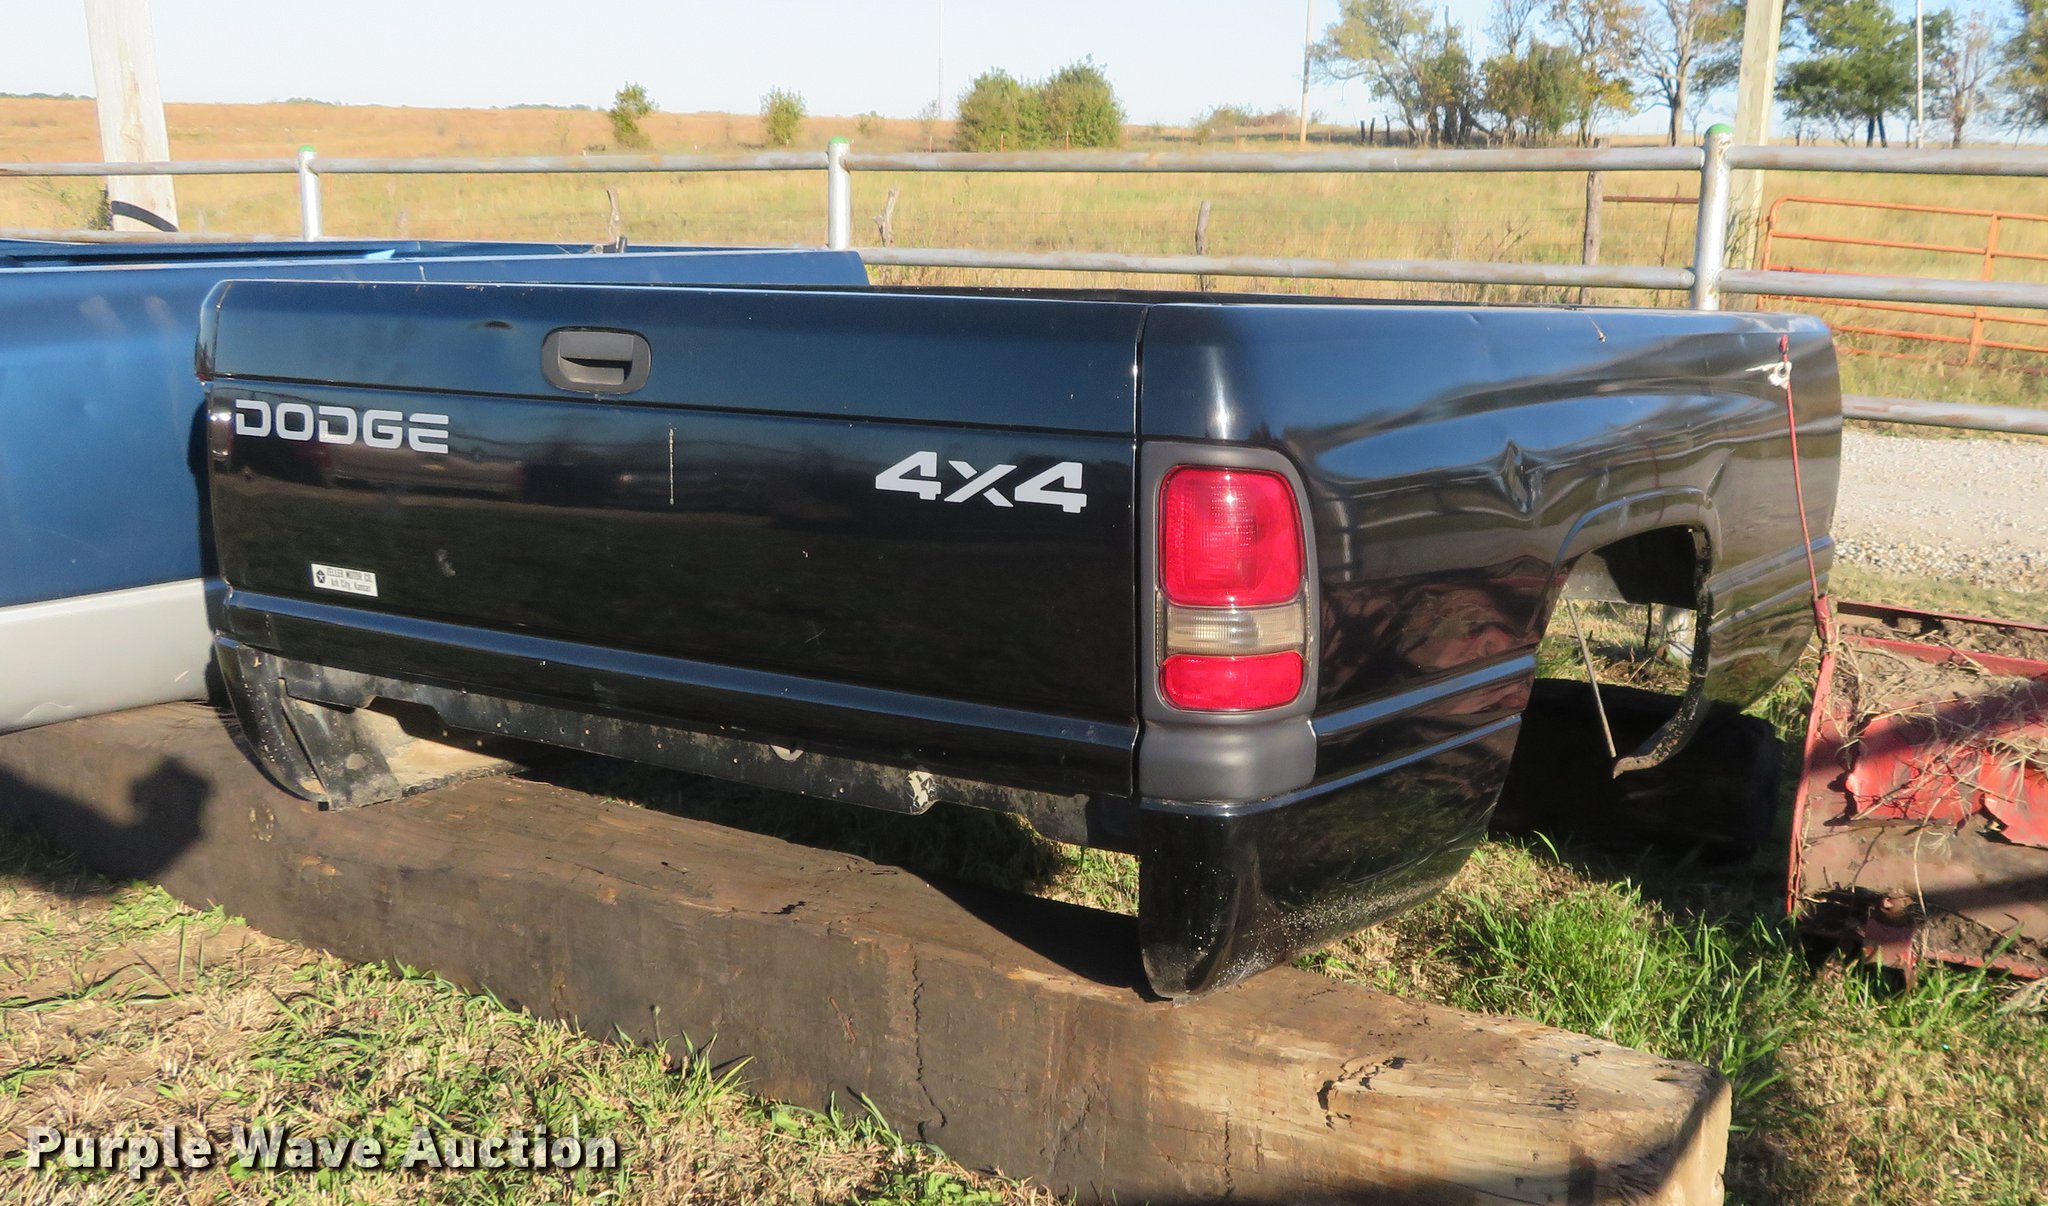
[1315, 0, 1444, 139]
[1778, 0, 1927, 145]
[760, 88, 806, 148]
[1485, 41, 1592, 140]
[1634, 0, 1741, 143]
[1480, 0, 1582, 142]
[1932, 9, 2000, 146]
[1546, 0, 1647, 143]
[1415, 21, 1485, 144]
[1315, 0, 1484, 143]
[607, 83, 654, 149]
[2003, 0, 2048, 131]
[1488, 0, 1546, 52]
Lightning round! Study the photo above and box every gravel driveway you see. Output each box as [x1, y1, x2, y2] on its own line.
[1833, 429, 2048, 594]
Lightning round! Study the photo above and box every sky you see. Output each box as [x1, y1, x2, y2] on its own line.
[0, 0, 2007, 136]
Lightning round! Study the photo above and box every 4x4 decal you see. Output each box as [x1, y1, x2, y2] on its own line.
[875, 451, 1087, 513]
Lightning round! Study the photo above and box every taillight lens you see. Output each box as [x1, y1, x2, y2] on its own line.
[1161, 652, 1304, 711]
[1160, 468, 1302, 607]
[1156, 465, 1309, 713]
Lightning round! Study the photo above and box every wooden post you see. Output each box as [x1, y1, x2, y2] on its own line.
[1195, 199, 1213, 292]
[1297, 0, 1313, 145]
[1581, 140, 1606, 305]
[83, 0, 178, 232]
[874, 186, 899, 247]
[1731, 0, 1785, 268]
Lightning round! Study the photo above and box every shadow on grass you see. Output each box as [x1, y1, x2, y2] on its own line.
[0, 759, 211, 901]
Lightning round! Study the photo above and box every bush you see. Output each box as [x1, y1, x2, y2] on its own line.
[1035, 58, 1125, 149]
[856, 110, 883, 139]
[1192, 103, 1256, 143]
[761, 88, 806, 148]
[954, 70, 1030, 150]
[607, 83, 654, 149]
[954, 60, 1125, 151]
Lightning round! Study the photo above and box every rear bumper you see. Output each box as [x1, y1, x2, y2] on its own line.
[217, 590, 1135, 808]
[1137, 715, 1521, 997]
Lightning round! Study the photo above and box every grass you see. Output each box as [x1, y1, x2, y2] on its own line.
[5, 97, 2048, 409]
[1351, 842, 2048, 1205]
[0, 825, 1042, 1205]
[1832, 562, 2048, 624]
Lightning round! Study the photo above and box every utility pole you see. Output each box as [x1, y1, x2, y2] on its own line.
[1729, 0, 1784, 268]
[936, 0, 946, 122]
[1913, 0, 1926, 148]
[84, 0, 177, 232]
[1298, 0, 1313, 145]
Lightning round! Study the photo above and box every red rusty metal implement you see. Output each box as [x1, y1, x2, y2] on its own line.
[1791, 599, 2048, 981]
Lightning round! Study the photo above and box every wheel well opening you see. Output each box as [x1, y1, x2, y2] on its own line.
[1565, 527, 1701, 610]
[1497, 525, 1779, 859]
[1535, 526, 1704, 697]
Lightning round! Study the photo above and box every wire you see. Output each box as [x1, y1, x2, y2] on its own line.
[1565, 598, 1619, 760]
[1779, 333, 1837, 647]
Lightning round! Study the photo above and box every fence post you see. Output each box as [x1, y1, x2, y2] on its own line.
[296, 145, 322, 240]
[826, 138, 851, 250]
[1690, 126, 1733, 310]
[1581, 138, 1606, 305]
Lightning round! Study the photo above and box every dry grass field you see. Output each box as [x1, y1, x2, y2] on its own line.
[4, 97, 2048, 407]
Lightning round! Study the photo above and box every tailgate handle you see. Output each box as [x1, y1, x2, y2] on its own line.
[543, 328, 651, 394]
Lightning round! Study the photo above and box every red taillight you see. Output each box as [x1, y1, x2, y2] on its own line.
[1159, 468, 1302, 607]
[1156, 465, 1309, 713]
[1161, 652, 1304, 711]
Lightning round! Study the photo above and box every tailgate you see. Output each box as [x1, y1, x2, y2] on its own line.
[203, 280, 1143, 795]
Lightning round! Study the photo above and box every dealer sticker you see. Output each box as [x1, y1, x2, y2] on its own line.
[310, 563, 379, 597]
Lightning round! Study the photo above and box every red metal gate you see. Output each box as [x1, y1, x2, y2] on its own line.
[1758, 195, 2048, 367]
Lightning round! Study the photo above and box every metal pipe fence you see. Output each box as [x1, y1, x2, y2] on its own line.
[1843, 394, 2048, 436]
[7, 136, 2048, 433]
[838, 146, 1708, 172]
[857, 246, 1694, 291]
